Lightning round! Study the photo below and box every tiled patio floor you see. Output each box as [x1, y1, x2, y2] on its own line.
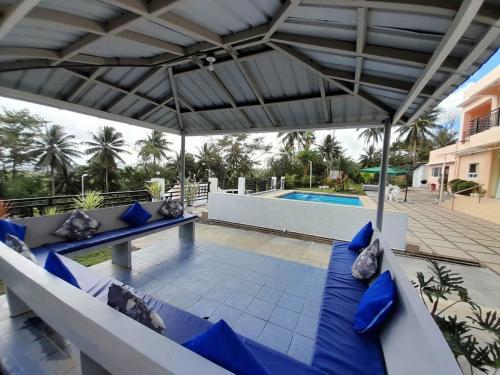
[94, 238, 327, 363]
[367, 191, 500, 275]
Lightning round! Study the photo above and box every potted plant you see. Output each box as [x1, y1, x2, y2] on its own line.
[145, 181, 162, 202]
[74, 191, 104, 210]
[184, 180, 198, 213]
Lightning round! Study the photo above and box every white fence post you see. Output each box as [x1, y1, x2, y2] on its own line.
[280, 176, 285, 190]
[271, 177, 277, 190]
[208, 177, 219, 192]
[238, 177, 246, 195]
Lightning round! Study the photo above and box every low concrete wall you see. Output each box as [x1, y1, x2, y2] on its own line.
[208, 192, 408, 250]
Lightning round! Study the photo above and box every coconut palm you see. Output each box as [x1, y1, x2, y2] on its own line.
[433, 124, 457, 148]
[85, 126, 128, 192]
[32, 125, 81, 195]
[277, 132, 306, 155]
[318, 133, 342, 176]
[302, 130, 316, 151]
[397, 108, 441, 163]
[359, 145, 380, 168]
[357, 127, 383, 145]
[135, 130, 172, 166]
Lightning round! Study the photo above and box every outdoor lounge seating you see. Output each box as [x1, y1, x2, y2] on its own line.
[0, 225, 462, 375]
[12, 201, 196, 267]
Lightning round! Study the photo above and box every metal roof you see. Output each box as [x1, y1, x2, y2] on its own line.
[0, 0, 498, 136]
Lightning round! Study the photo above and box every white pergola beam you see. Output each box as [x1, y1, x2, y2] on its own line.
[178, 96, 220, 130]
[354, 7, 367, 95]
[168, 66, 183, 131]
[319, 78, 331, 123]
[263, 0, 300, 41]
[137, 95, 174, 120]
[68, 67, 107, 102]
[392, 0, 484, 124]
[0, 0, 40, 41]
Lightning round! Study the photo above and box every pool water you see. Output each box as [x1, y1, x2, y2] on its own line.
[280, 192, 363, 207]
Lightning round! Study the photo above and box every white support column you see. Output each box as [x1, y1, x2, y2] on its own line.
[376, 118, 392, 231]
[111, 242, 132, 268]
[271, 177, 277, 190]
[438, 154, 447, 205]
[5, 287, 31, 317]
[238, 177, 246, 195]
[75, 350, 110, 375]
[180, 132, 186, 205]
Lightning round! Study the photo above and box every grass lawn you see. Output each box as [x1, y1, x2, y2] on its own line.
[295, 187, 365, 195]
[74, 247, 112, 267]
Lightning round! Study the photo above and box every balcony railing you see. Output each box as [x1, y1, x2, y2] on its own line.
[462, 107, 499, 141]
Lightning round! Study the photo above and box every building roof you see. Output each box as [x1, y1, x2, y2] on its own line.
[0, 0, 498, 136]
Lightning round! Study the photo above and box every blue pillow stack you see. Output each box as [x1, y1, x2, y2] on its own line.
[0, 219, 26, 243]
[348, 221, 374, 251]
[44, 251, 81, 289]
[183, 319, 271, 375]
[120, 202, 152, 227]
[353, 270, 396, 333]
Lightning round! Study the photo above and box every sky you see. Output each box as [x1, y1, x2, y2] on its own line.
[0, 49, 498, 167]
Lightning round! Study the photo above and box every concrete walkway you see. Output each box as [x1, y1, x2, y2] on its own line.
[369, 190, 500, 275]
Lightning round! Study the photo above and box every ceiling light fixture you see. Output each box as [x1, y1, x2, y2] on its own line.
[206, 56, 216, 72]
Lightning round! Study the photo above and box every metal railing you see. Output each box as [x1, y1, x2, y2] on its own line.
[462, 107, 499, 141]
[3, 183, 210, 218]
[450, 183, 483, 210]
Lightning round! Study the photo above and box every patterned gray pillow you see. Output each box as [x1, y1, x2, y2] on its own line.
[54, 209, 100, 241]
[159, 198, 183, 218]
[5, 234, 38, 264]
[107, 284, 166, 335]
[352, 239, 383, 280]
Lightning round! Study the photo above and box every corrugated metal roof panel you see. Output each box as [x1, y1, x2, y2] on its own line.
[129, 20, 197, 47]
[1, 23, 84, 49]
[39, 0, 121, 21]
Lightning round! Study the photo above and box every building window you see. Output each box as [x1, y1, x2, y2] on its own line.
[431, 167, 440, 177]
[468, 163, 479, 178]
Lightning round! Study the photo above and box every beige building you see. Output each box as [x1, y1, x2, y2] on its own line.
[427, 66, 500, 199]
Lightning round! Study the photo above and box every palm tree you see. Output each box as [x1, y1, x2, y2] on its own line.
[397, 108, 441, 164]
[317, 133, 342, 176]
[433, 124, 457, 148]
[357, 127, 383, 145]
[359, 145, 380, 168]
[135, 130, 172, 166]
[302, 130, 316, 151]
[85, 126, 128, 192]
[277, 132, 306, 155]
[32, 125, 81, 195]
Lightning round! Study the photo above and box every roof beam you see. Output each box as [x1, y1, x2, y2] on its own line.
[193, 57, 256, 128]
[270, 32, 461, 73]
[136, 94, 174, 120]
[300, 0, 498, 26]
[406, 16, 500, 125]
[268, 42, 393, 114]
[178, 96, 220, 130]
[354, 7, 367, 95]
[263, 0, 300, 41]
[168, 66, 183, 131]
[105, 67, 166, 111]
[319, 78, 331, 123]
[392, 0, 484, 124]
[229, 50, 279, 127]
[67, 67, 107, 103]
[0, 0, 40, 41]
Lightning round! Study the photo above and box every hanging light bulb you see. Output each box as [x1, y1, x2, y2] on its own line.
[206, 56, 216, 72]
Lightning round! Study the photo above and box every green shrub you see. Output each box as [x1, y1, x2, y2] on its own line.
[448, 179, 464, 192]
[455, 181, 479, 195]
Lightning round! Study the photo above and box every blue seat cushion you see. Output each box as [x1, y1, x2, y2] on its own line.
[183, 319, 271, 375]
[312, 241, 385, 375]
[31, 215, 196, 258]
[0, 219, 26, 242]
[44, 251, 81, 289]
[348, 221, 373, 251]
[354, 270, 396, 334]
[47, 255, 325, 375]
[120, 202, 152, 227]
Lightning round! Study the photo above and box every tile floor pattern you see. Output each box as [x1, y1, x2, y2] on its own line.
[369, 193, 500, 275]
[92, 239, 328, 364]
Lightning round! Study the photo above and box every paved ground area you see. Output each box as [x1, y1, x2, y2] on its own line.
[368, 189, 500, 275]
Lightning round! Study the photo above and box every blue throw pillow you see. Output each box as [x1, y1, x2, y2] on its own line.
[44, 251, 81, 289]
[348, 221, 374, 251]
[183, 320, 271, 375]
[353, 270, 396, 334]
[0, 219, 26, 243]
[120, 202, 152, 227]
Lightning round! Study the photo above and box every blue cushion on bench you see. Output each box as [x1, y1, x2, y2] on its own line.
[44, 251, 81, 289]
[348, 221, 373, 251]
[49, 255, 325, 375]
[121, 202, 152, 227]
[0, 219, 26, 242]
[31, 214, 197, 258]
[312, 241, 385, 375]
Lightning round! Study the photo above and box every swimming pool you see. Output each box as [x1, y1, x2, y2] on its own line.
[280, 192, 363, 207]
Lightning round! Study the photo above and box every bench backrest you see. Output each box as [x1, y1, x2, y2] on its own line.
[377, 234, 461, 374]
[0, 244, 230, 375]
[14, 201, 165, 248]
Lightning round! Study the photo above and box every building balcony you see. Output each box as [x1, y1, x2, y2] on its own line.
[462, 107, 500, 142]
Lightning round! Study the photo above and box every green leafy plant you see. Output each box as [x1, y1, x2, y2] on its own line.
[43, 206, 60, 216]
[74, 190, 104, 210]
[145, 181, 162, 201]
[412, 260, 499, 373]
[185, 180, 198, 207]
